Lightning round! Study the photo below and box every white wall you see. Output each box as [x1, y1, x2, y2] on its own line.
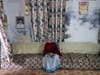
[4, 0, 100, 43]
[2, 0, 100, 54]
[3, 0, 31, 43]
[65, 0, 100, 43]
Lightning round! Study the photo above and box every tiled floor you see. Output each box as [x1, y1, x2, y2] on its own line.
[0, 69, 100, 75]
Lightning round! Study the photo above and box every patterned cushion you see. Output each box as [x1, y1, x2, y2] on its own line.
[13, 53, 100, 70]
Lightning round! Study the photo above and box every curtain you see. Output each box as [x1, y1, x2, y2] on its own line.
[0, 0, 3, 18]
[31, 0, 48, 42]
[0, 19, 12, 69]
[31, 0, 66, 42]
[0, 0, 12, 69]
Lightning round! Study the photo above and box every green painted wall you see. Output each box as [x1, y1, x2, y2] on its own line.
[12, 42, 100, 54]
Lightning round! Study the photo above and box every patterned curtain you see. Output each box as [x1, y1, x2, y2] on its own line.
[31, 0, 66, 42]
[0, 0, 12, 69]
[0, 0, 3, 18]
[48, 0, 66, 42]
[0, 19, 12, 69]
[31, 0, 48, 42]
[0, 19, 22, 70]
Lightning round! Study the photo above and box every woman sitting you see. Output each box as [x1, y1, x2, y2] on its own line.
[42, 36, 62, 73]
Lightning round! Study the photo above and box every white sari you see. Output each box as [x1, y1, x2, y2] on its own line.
[42, 54, 61, 73]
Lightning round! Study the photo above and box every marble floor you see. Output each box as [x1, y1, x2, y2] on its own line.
[0, 69, 100, 75]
